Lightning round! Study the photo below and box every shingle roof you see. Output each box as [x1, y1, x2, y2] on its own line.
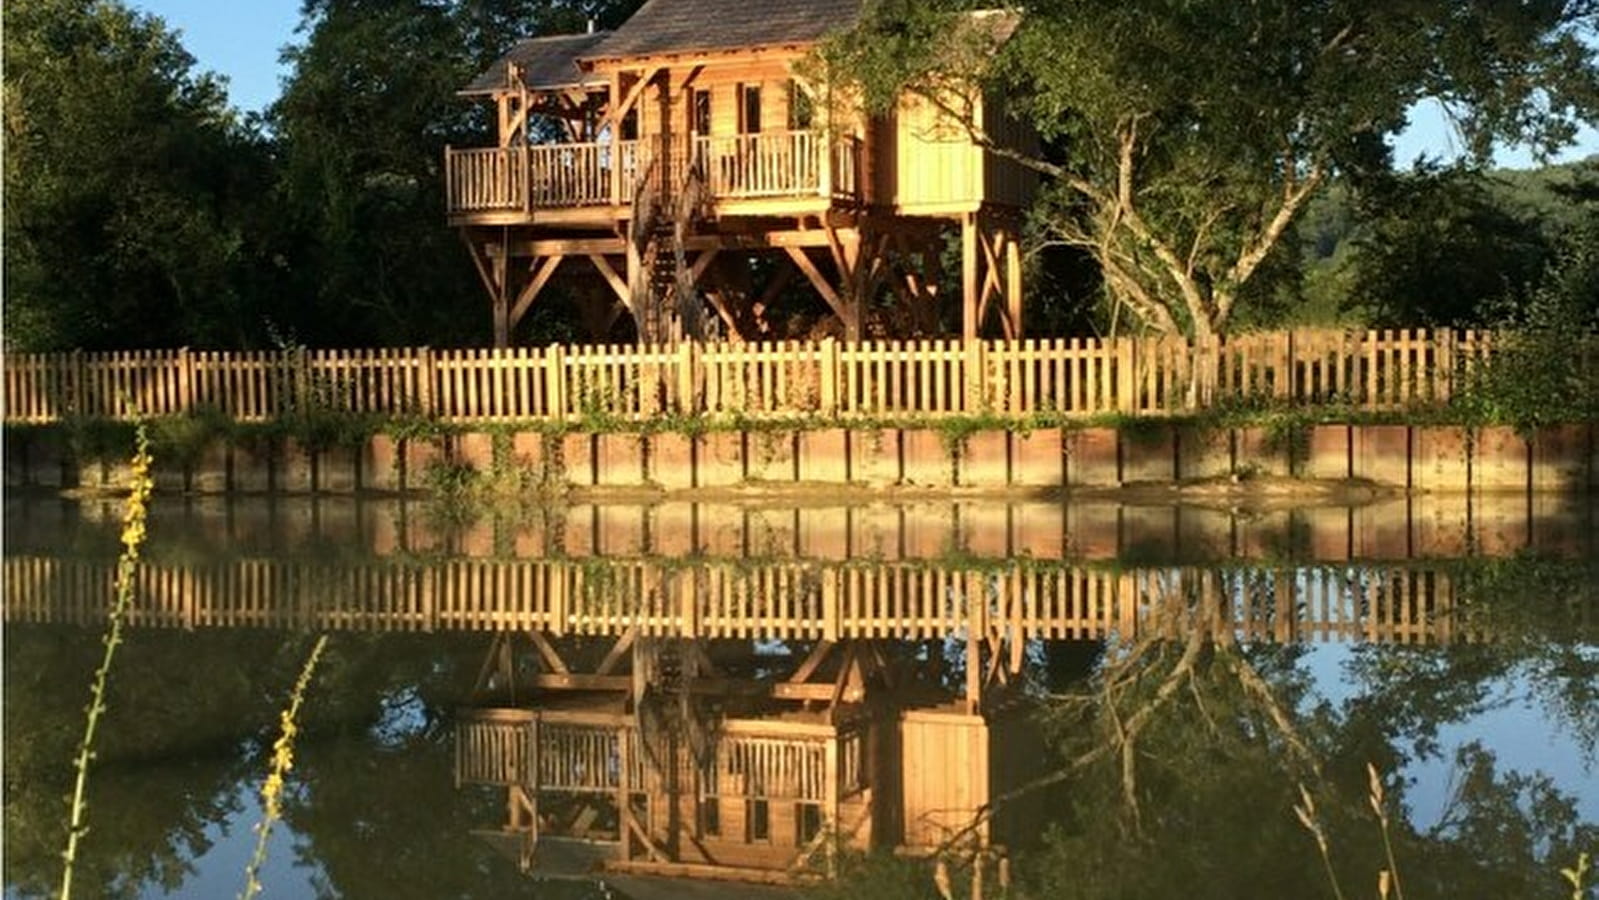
[461, 32, 611, 95]
[581, 0, 864, 61]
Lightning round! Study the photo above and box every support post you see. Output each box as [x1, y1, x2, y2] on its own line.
[962, 213, 979, 342]
[492, 233, 511, 348]
[1006, 226, 1023, 340]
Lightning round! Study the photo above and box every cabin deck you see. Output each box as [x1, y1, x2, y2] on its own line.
[445, 132, 864, 226]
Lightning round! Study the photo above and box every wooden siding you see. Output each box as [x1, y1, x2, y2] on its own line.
[883, 93, 982, 211]
[900, 712, 988, 847]
[1, 330, 1530, 424]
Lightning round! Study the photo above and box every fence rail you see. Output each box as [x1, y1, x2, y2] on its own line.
[0, 330, 1514, 425]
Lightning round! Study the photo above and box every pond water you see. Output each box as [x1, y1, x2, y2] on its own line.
[4, 495, 1596, 900]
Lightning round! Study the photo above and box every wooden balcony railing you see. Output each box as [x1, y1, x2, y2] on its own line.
[445, 146, 528, 213]
[454, 710, 865, 803]
[690, 130, 827, 199]
[445, 131, 860, 215]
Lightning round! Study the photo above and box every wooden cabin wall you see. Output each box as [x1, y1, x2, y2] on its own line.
[982, 90, 1040, 209]
[987, 710, 1051, 852]
[623, 60, 807, 140]
[885, 93, 983, 213]
[898, 710, 991, 849]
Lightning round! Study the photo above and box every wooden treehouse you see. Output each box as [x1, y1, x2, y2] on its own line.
[453, 628, 1043, 888]
[448, 0, 1035, 347]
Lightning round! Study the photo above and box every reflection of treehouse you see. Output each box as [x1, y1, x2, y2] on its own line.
[454, 630, 1037, 886]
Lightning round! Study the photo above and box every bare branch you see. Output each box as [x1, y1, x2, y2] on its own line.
[1220, 157, 1327, 322]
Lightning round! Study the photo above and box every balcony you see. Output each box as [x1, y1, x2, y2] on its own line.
[445, 130, 862, 222]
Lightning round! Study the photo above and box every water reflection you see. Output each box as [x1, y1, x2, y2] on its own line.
[3, 498, 1595, 899]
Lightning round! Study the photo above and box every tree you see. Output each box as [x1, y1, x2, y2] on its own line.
[3, 0, 273, 351]
[268, 0, 643, 347]
[826, 0, 1599, 384]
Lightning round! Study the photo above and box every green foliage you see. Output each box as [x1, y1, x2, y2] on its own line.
[145, 411, 231, 467]
[827, 0, 1599, 339]
[1454, 228, 1599, 432]
[3, 0, 274, 351]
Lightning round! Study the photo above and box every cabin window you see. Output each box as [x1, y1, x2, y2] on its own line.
[739, 84, 762, 134]
[798, 803, 822, 845]
[788, 81, 814, 130]
[693, 89, 712, 136]
[701, 797, 720, 837]
[621, 108, 639, 141]
[749, 798, 770, 841]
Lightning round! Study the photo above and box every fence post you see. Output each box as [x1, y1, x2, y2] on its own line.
[547, 344, 567, 421]
[416, 347, 436, 418]
[676, 341, 698, 416]
[71, 349, 87, 418]
[294, 347, 311, 413]
[1275, 331, 1292, 401]
[177, 346, 193, 415]
[819, 337, 839, 417]
[1116, 337, 1135, 412]
[1434, 329, 1454, 404]
[964, 339, 987, 412]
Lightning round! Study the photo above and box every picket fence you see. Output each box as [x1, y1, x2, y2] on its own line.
[2, 329, 1498, 425]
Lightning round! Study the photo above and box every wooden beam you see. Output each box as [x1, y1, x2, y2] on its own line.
[501, 231, 837, 259]
[526, 673, 861, 701]
[978, 226, 1004, 333]
[471, 632, 508, 699]
[670, 64, 704, 94]
[596, 627, 638, 676]
[602, 66, 661, 136]
[703, 290, 744, 340]
[690, 248, 720, 285]
[828, 644, 858, 711]
[527, 629, 570, 675]
[789, 640, 835, 683]
[508, 254, 564, 334]
[495, 237, 627, 257]
[462, 233, 501, 304]
[785, 246, 849, 323]
[589, 254, 631, 307]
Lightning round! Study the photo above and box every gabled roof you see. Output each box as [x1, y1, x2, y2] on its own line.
[580, 0, 864, 62]
[460, 32, 611, 96]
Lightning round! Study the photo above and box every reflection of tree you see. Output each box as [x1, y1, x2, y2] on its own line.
[273, 632, 605, 899]
[823, 563, 1597, 900]
[2, 629, 289, 898]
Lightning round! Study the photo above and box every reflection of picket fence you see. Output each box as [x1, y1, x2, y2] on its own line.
[11, 555, 1578, 646]
[1, 330, 1514, 424]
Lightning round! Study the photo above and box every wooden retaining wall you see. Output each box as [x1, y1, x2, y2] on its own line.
[7, 423, 1595, 495]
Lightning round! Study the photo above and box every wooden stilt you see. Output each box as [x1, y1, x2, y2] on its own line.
[962, 213, 979, 342]
[492, 230, 512, 347]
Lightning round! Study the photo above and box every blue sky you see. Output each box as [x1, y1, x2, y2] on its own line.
[137, 0, 1597, 168]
